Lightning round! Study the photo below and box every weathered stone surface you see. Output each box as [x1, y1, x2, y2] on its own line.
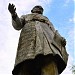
[10, 7, 68, 75]
[42, 61, 59, 75]
[11, 13, 68, 74]
[14, 13, 56, 66]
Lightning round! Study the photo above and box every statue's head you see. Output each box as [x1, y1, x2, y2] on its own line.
[31, 5, 44, 14]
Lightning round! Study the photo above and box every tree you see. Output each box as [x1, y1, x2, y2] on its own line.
[72, 65, 75, 75]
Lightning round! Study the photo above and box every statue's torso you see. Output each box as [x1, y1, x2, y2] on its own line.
[15, 13, 54, 65]
[14, 13, 68, 74]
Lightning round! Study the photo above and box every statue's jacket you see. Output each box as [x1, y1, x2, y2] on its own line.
[12, 13, 68, 74]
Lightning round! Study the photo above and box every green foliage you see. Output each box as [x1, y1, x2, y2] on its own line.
[72, 65, 75, 75]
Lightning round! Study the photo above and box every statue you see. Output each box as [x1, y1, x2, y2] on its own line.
[8, 3, 68, 75]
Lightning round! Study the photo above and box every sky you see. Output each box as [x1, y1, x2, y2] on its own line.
[0, 0, 74, 75]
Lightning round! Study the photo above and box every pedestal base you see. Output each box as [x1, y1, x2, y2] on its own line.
[42, 61, 59, 75]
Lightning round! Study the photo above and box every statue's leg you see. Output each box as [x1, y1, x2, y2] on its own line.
[18, 64, 30, 75]
[41, 61, 59, 75]
[17, 60, 36, 75]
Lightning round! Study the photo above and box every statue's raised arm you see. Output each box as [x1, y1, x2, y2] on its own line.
[8, 3, 24, 30]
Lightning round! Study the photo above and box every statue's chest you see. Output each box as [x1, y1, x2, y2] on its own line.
[25, 14, 48, 23]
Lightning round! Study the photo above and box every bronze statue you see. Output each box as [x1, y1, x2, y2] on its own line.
[8, 3, 68, 75]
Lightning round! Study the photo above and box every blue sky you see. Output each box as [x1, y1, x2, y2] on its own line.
[45, 0, 74, 56]
[0, 0, 74, 75]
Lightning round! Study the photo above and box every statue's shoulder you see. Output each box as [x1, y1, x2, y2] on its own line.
[20, 14, 34, 21]
[22, 13, 36, 17]
[21, 13, 48, 19]
[43, 15, 49, 20]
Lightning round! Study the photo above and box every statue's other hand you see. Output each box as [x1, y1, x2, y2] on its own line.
[8, 3, 16, 15]
[61, 37, 66, 47]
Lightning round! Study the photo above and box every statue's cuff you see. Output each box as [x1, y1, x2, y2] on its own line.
[11, 12, 17, 20]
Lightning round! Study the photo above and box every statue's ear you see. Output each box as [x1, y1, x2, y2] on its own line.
[31, 9, 33, 13]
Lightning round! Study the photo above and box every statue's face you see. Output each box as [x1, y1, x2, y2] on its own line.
[31, 6, 43, 14]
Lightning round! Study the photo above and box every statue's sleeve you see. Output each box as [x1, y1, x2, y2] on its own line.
[12, 15, 25, 30]
[49, 21, 56, 33]
[44, 16, 56, 33]
[45, 17, 66, 47]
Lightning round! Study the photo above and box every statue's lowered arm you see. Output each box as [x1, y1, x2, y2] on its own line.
[8, 3, 24, 30]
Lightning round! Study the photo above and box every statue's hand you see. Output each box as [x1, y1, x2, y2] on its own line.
[61, 37, 66, 47]
[8, 3, 16, 15]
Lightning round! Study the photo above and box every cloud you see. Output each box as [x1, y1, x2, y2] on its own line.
[64, 0, 70, 6]
[63, 0, 72, 7]
[69, 17, 75, 23]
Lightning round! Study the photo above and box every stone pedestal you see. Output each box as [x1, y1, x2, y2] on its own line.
[42, 61, 58, 75]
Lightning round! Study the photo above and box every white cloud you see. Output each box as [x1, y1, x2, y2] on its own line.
[63, 0, 72, 7]
[0, 74, 11, 75]
[69, 17, 75, 23]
